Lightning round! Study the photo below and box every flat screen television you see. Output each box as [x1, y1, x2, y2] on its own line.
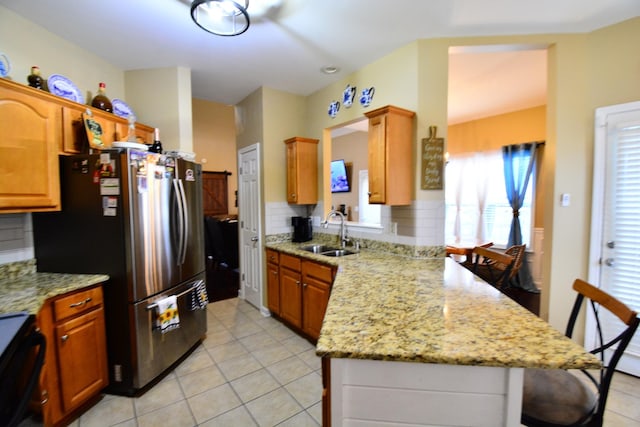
[330, 159, 351, 193]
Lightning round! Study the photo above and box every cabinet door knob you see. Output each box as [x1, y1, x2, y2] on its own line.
[41, 389, 49, 405]
[303, 283, 308, 288]
[61, 334, 69, 342]
[296, 280, 301, 286]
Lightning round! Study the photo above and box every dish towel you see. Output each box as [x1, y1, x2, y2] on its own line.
[155, 295, 180, 333]
[190, 280, 208, 311]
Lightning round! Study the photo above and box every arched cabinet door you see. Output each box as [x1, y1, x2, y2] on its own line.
[0, 79, 61, 213]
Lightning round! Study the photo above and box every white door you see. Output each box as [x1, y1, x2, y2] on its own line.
[238, 144, 263, 309]
[589, 101, 640, 376]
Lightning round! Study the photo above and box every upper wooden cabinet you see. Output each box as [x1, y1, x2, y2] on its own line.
[365, 105, 415, 206]
[0, 78, 154, 213]
[0, 80, 62, 213]
[285, 137, 318, 205]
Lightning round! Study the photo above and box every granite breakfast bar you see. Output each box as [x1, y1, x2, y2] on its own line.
[266, 241, 601, 426]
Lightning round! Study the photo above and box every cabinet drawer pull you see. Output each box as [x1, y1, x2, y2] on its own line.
[69, 297, 92, 308]
[61, 334, 69, 342]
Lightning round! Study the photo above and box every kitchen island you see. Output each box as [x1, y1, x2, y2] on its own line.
[266, 240, 600, 426]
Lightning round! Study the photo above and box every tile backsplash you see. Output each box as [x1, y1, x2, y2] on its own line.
[0, 213, 34, 265]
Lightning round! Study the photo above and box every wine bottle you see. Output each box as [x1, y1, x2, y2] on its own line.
[27, 66, 44, 89]
[150, 128, 163, 153]
[91, 82, 113, 113]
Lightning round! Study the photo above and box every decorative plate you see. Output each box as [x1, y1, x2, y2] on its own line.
[112, 99, 135, 118]
[360, 86, 375, 107]
[328, 100, 340, 118]
[48, 74, 84, 104]
[342, 84, 356, 108]
[0, 52, 10, 77]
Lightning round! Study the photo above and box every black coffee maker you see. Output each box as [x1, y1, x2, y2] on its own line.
[291, 216, 313, 242]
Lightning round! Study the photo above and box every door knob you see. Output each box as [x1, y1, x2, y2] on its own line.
[251, 236, 259, 242]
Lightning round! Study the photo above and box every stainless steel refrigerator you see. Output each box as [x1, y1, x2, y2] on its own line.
[33, 148, 207, 395]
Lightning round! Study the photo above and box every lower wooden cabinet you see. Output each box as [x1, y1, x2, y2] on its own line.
[265, 249, 335, 341]
[266, 249, 280, 314]
[36, 285, 108, 426]
[302, 260, 333, 339]
[279, 254, 303, 327]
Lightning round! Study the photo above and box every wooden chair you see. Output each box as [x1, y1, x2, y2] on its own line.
[446, 242, 494, 267]
[521, 279, 639, 427]
[468, 246, 514, 288]
[502, 244, 526, 286]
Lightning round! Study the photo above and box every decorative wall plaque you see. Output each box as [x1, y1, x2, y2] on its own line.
[421, 125, 444, 190]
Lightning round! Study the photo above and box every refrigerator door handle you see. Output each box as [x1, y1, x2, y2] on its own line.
[174, 178, 189, 265]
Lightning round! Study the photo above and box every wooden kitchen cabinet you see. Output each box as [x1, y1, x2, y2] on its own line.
[364, 105, 415, 205]
[36, 285, 108, 426]
[266, 248, 335, 341]
[284, 137, 318, 204]
[302, 259, 335, 338]
[0, 79, 61, 213]
[266, 249, 280, 314]
[279, 253, 303, 327]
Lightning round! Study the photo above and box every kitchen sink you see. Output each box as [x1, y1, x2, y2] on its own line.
[321, 249, 356, 257]
[300, 244, 338, 253]
[299, 245, 357, 257]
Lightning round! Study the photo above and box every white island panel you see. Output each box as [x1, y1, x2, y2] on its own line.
[331, 358, 523, 427]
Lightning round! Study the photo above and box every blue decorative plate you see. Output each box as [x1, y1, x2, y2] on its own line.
[0, 52, 10, 77]
[112, 99, 135, 118]
[48, 74, 84, 104]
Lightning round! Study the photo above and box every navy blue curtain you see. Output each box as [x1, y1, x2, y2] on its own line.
[502, 142, 538, 292]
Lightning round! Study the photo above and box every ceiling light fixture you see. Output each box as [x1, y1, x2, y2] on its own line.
[321, 66, 340, 74]
[191, 0, 250, 36]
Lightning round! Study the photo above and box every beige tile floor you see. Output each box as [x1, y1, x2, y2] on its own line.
[21, 297, 640, 426]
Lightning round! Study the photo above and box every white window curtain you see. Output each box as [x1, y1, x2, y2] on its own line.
[445, 149, 533, 248]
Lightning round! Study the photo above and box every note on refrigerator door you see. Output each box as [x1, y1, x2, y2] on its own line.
[100, 178, 120, 195]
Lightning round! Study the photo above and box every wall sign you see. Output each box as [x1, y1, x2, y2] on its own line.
[421, 126, 444, 190]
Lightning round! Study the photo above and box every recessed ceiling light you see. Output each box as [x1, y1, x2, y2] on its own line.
[321, 66, 340, 74]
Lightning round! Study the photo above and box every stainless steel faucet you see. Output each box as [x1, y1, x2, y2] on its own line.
[322, 209, 349, 248]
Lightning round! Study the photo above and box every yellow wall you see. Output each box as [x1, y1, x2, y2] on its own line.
[125, 67, 193, 152]
[262, 88, 307, 203]
[0, 8, 124, 100]
[448, 106, 546, 154]
[192, 98, 238, 215]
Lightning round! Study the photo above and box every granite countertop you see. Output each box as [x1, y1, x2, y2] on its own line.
[0, 260, 108, 315]
[266, 240, 601, 370]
